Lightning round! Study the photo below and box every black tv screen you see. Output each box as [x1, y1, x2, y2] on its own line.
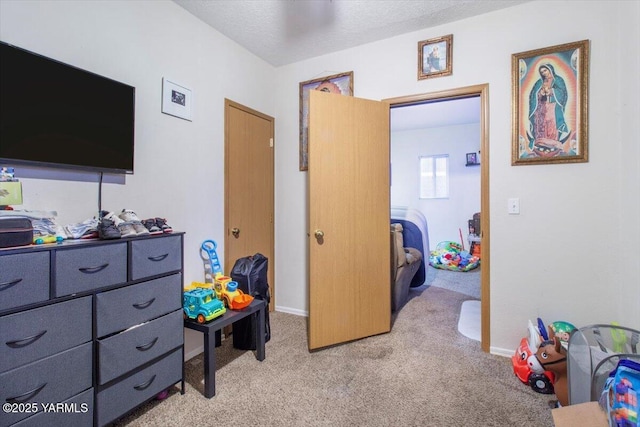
[0, 41, 135, 174]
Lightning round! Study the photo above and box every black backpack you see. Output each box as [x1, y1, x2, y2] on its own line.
[230, 253, 271, 348]
[230, 253, 270, 302]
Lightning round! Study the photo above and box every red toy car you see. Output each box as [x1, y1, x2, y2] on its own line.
[512, 332, 555, 394]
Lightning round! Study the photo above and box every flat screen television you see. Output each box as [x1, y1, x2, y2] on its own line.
[0, 41, 135, 174]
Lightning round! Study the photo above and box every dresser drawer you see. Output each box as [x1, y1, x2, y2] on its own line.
[96, 347, 182, 427]
[0, 252, 50, 312]
[0, 296, 92, 373]
[131, 235, 182, 280]
[95, 273, 182, 338]
[98, 309, 183, 385]
[12, 388, 94, 427]
[54, 243, 127, 297]
[0, 342, 92, 427]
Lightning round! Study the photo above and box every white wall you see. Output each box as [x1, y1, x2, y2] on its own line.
[0, 0, 277, 358]
[273, 0, 640, 352]
[391, 123, 481, 246]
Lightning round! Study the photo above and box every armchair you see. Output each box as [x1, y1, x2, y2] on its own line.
[390, 223, 422, 312]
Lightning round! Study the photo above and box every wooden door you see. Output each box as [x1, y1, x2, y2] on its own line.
[225, 100, 275, 310]
[308, 90, 390, 350]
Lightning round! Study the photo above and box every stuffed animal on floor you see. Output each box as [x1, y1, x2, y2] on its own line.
[528, 326, 569, 407]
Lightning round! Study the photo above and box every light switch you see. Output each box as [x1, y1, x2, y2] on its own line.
[508, 198, 520, 215]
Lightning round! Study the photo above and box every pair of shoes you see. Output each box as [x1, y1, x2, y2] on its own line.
[119, 209, 150, 236]
[142, 218, 162, 234]
[143, 217, 173, 234]
[100, 210, 148, 238]
[101, 211, 136, 237]
[155, 217, 173, 233]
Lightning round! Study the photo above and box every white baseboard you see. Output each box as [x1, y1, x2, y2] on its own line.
[490, 346, 514, 358]
[275, 305, 308, 317]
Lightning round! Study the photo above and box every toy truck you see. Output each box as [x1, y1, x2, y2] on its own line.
[183, 287, 226, 324]
[213, 274, 253, 310]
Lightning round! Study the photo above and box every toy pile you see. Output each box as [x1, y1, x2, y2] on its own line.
[182, 239, 256, 325]
[511, 318, 576, 407]
[429, 241, 480, 272]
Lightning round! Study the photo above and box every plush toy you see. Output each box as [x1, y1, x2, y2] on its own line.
[528, 326, 569, 407]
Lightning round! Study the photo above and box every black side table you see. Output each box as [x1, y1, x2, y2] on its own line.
[183, 298, 266, 398]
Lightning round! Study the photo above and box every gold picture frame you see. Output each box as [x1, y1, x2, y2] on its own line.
[418, 34, 452, 80]
[299, 71, 353, 171]
[511, 40, 590, 165]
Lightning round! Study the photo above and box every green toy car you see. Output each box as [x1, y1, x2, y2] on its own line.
[183, 288, 226, 323]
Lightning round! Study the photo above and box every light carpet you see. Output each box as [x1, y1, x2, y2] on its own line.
[112, 285, 555, 427]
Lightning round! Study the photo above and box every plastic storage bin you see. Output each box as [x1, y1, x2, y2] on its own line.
[567, 324, 640, 405]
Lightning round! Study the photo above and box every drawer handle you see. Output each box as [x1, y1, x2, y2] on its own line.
[133, 374, 156, 391]
[136, 337, 159, 351]
[132, 298, 156, 309]
[6, 382, 47, 403]
[0, 278, 22, 292]
[147, 253, 169, 262]
[78, 263, 109, 274]
[6, 330, 47, 348]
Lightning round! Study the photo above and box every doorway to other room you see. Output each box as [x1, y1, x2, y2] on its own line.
[385, 85, 490, 351]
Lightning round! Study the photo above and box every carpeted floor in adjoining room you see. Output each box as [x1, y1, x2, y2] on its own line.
[419, 266, 482, 341]
[113, 270, 555, 427]
[424, 264, 481, 299]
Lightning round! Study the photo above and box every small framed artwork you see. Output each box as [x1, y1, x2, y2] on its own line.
[418, 34, 453, 80]
[466, 153, 478, 165]
[299, 71, 353, 171]
[162, 78, 192, 121]
[511, 40, 590, 165]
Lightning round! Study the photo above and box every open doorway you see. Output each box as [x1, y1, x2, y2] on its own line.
[385, 85, 490, 352]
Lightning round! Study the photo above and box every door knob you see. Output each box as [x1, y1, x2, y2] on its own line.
[314, 230, 324, 239]
[231, 228, 240, 238]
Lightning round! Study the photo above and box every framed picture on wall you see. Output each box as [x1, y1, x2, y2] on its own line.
[299, 71, 353, 171]
[418, 34, 453, 80]
[466, 152, 478, 165]
[162, 78, 192, 121]
[511, 40, 590, 165]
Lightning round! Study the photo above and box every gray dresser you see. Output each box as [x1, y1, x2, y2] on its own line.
[0, 233, 184, 427]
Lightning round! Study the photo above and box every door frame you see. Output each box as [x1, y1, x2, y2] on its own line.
[384, 84, 491, 352]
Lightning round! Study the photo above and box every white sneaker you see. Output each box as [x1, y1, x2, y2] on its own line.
[119, 209, 143, 223]
[119, 209, 149, 236]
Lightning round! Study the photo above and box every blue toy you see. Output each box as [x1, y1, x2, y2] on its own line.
[201, 239, 223, 278]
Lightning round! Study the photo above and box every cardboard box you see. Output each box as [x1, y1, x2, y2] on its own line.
[552, 401, 608, 427]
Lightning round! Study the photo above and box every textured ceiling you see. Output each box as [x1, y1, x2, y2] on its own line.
[173, 0, 530, 67]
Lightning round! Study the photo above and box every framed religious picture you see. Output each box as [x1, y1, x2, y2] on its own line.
[418, 34, 452, 80]
[466, 152, 478, 166]
[299, 71, 353, 171]
[511, 40, 590, 165]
